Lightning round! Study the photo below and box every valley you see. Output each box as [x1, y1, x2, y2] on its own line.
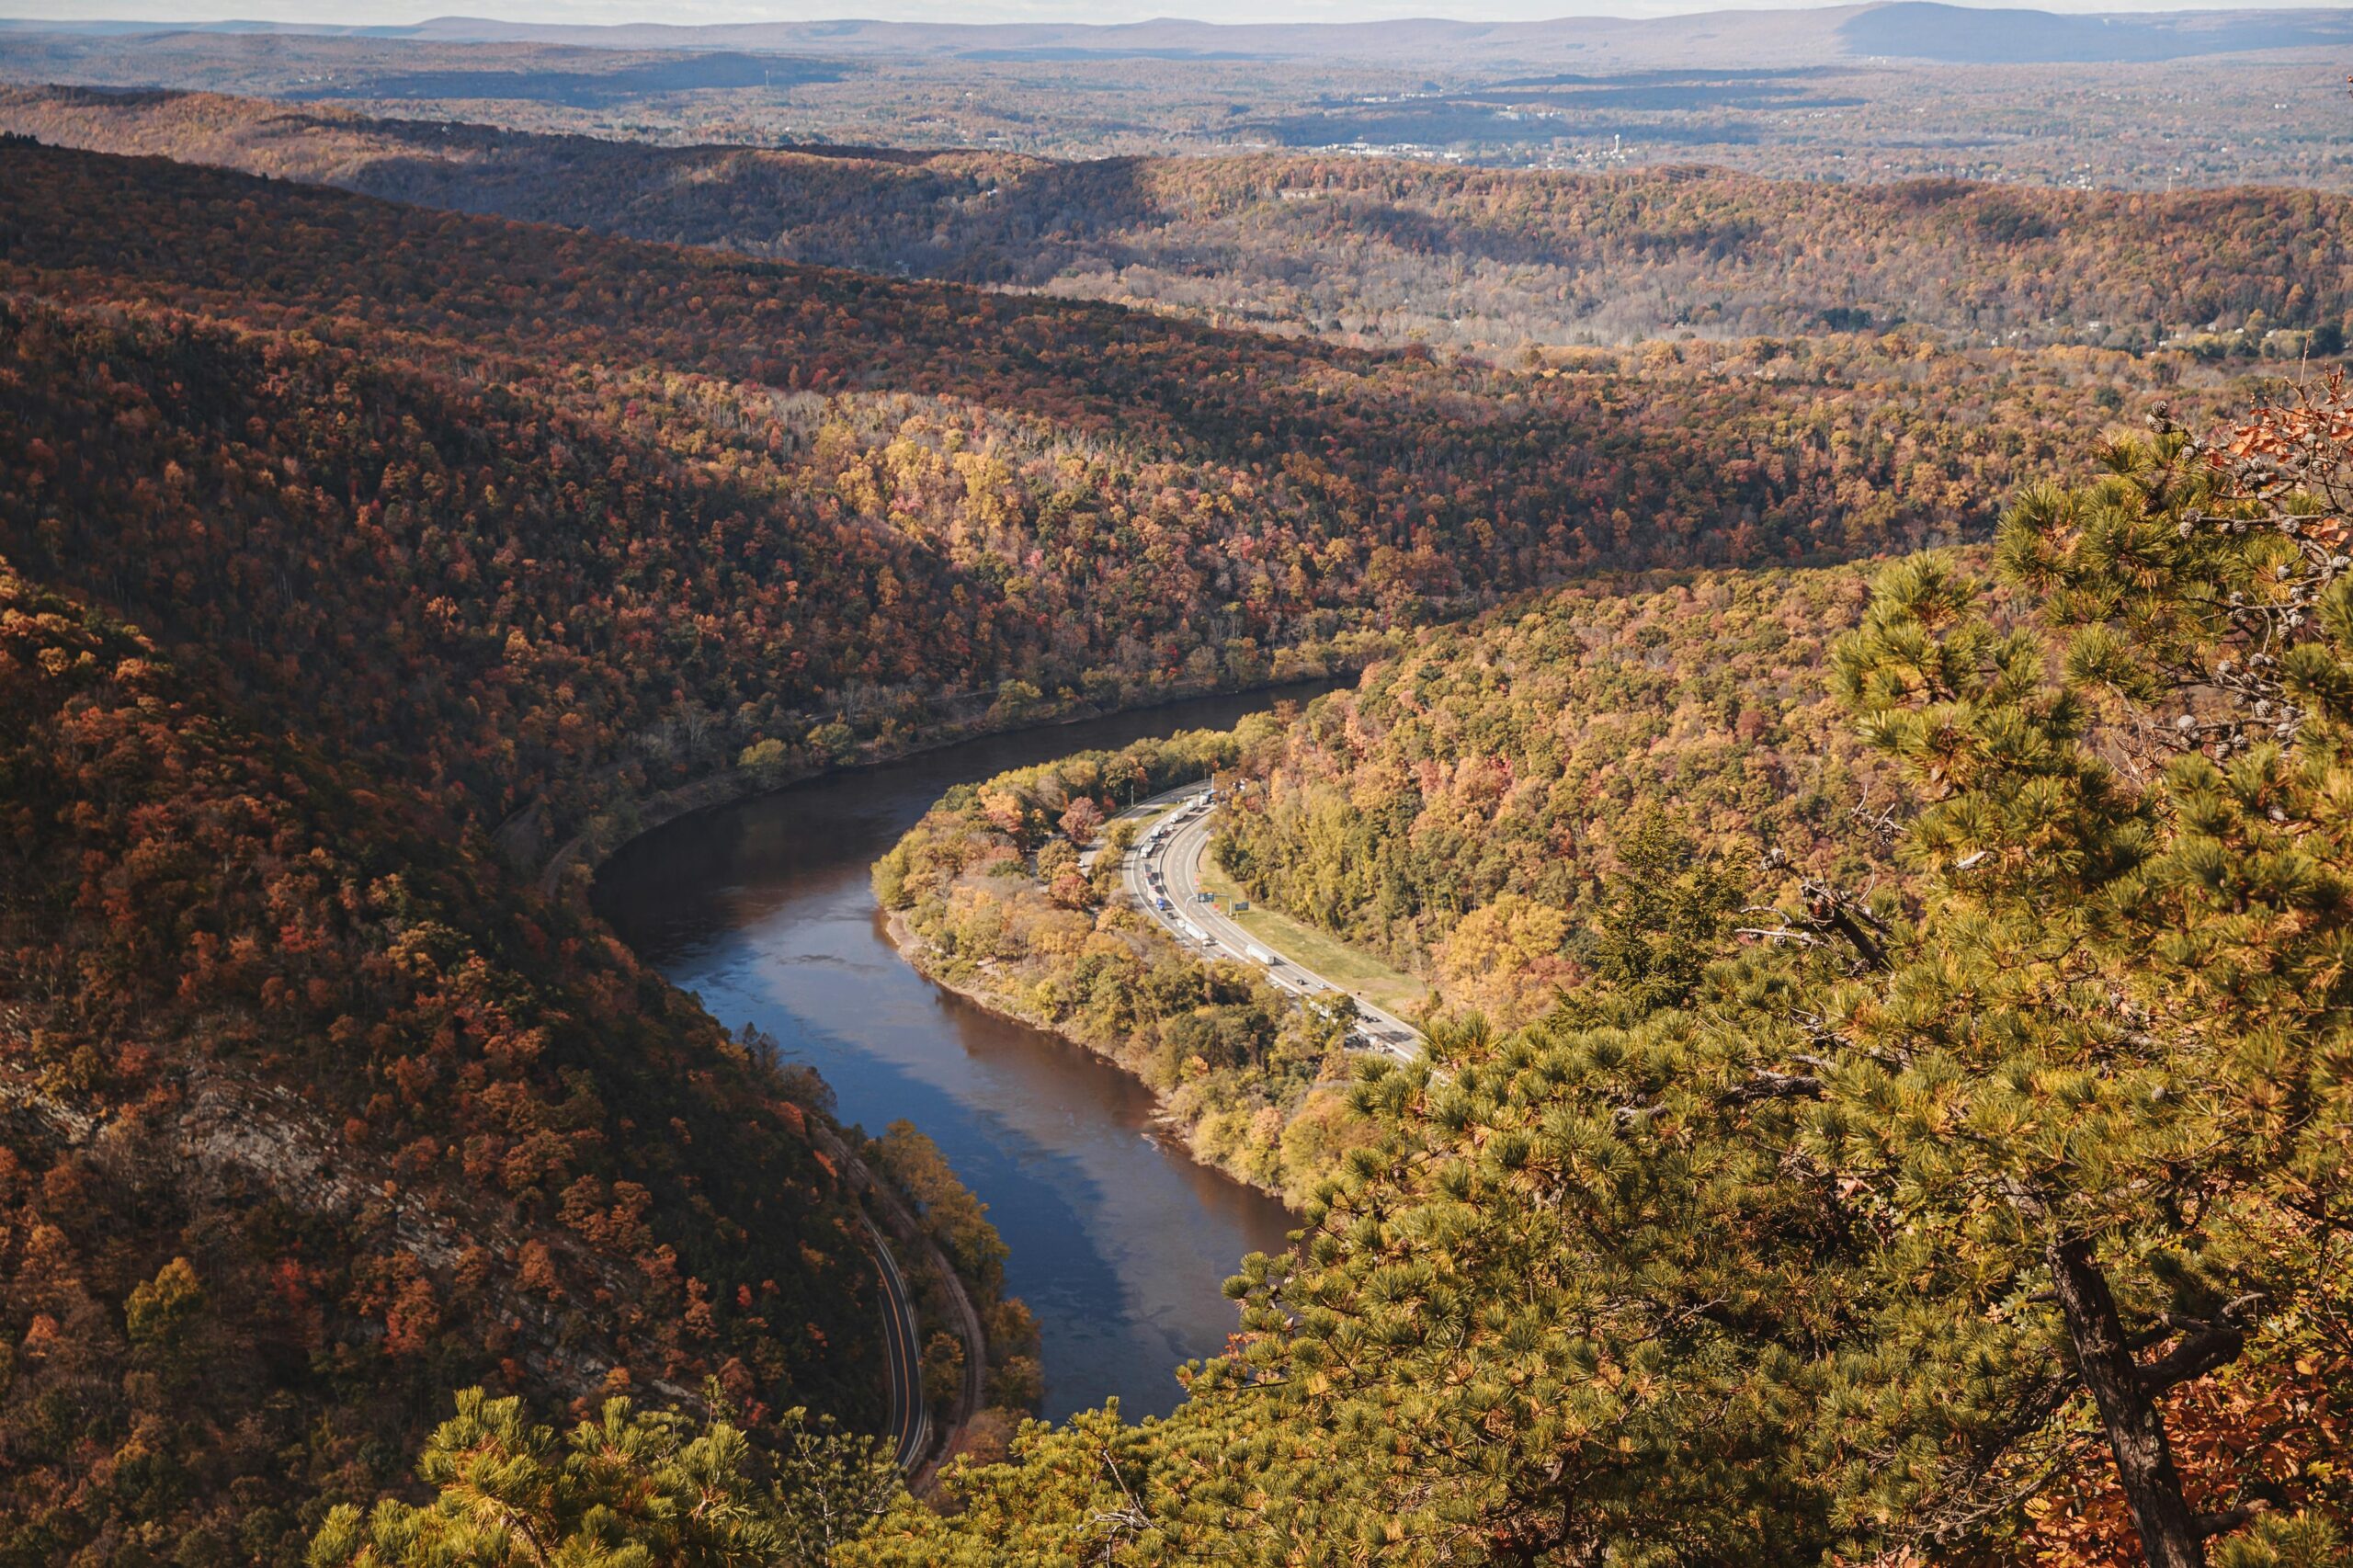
[3, 83, 2348, 357]
[3, 7, 2348, 185]
[593, 687, 1315, 1425]
[0, 14, 2347, 1565]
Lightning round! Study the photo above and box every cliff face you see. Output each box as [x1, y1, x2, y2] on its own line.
[0, 1051, 694, 1407]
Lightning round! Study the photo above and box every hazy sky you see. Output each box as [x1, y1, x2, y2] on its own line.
[3, 0, 2336, 24]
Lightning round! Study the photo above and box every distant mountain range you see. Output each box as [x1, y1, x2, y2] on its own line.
[1844, 1, 2353, 61]
[7, 4, 2350, 67]
[5, 76, 2342, 354]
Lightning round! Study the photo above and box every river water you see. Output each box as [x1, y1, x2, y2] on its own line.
[594, 687, 1324, 1421]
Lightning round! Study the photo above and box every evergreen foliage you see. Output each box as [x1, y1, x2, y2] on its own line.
[308, 1389, 902, 1568]
[8, 115, 2352, 1568]
[837, 379, 2353, 1567]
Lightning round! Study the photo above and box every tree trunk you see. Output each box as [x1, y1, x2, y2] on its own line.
[2046, 1236, 2206, 1568]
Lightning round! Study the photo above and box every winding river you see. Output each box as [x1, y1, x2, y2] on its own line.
[594, 687, 1325, 1421]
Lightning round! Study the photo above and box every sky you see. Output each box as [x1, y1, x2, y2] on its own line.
[1, 0, 2337, 25]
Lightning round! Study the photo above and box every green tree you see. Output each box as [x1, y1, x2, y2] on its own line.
[1805, 390, 2353, 1564]
[123, 1256, 206, 1390]
[920, 1332, 967, 1417]
[1576, 808, 1739, 1018]
[767, 1406, 913, 1567]
[309, 1388, 903, 1568]
[839, 384, 2353, 1568]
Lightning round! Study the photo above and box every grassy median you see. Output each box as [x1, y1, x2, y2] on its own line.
[1195, 855, 1431, 1022]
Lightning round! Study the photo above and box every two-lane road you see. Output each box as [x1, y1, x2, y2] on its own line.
[1118, 786, 1424, 1061]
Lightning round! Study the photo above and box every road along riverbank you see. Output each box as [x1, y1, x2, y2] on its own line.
[595, 687, 1320, 1423]
[1115, 783, 1427, 1062]
[872, 724, 1400, 1208]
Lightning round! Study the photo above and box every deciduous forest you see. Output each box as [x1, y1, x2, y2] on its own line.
[1216, 562, 1895, 1027]
[0, 39, 2347, 1568]
[840, 381, 2353, 1568]
[875, 724, 1375, 1201]
[4, 85, 2348, 354]
[2, 137, 2238, 869]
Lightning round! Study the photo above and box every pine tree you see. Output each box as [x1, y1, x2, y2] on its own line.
[1575, 806, 1740, 1020]
[308, 1388, 903, 1568]
[1809, 381, 2353, 1564]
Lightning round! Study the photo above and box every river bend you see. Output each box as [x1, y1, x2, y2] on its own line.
[595, 688, 1320, 1420]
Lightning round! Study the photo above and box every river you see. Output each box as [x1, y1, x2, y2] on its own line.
[593, 687, 1325, 1422]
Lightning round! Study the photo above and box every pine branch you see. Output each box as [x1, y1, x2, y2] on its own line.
[1721, 1069, 1826, 1105]
[2138, 1292, 2266, 1399]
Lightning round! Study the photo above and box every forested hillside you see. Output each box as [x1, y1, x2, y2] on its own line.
[4, 85, 2347, 353]
[330, 374, 2353, 1568]
[3, 12, 2347, 187]
[876, 561, 1909, 1184]
[0, 562, 885, 1562]
[827, 374, 2353, 1568]
[1215, 563, 1904, 1026]
[3, 118, 2347, 1568]
[0, 138, 2221, 869]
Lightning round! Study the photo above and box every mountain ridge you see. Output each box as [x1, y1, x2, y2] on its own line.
[12, 3, 2348, 65]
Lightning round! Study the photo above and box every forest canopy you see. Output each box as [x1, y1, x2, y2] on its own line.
[3, 85, 2348, 357]
[0, 136, 2249, 871]
[0, 105, 2347, 1568]
[833, 374, 2353, 1568]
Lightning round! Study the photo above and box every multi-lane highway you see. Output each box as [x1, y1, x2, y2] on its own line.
[859, 782, 1414, 1472]
[862, 1213, 930, 1471]
[1118, 785, 1424, 1061]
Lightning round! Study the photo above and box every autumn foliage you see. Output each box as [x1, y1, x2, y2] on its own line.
[0, 567, 878, 1558]
[0, 118, 2344, 1568]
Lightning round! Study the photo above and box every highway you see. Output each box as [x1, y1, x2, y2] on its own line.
[1118, 785, 1425, 1062]
[862, 1212, 930, 1471]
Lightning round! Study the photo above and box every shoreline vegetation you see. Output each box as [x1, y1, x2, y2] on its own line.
[545, 642, 1386, 894]
[835, 392, 2353, 1565]
[867, 558, 1921, 1202]
[850, 1118, 1045, 1478]
[878, 908, 1354, 1206]
[10, 74, 2353, 1563]
[872, 726, 1381, 1206]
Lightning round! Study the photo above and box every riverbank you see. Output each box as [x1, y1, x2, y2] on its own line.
[809, 1120, 987, 1486]
[870, 731, 1381, 1209]
[566, 685, 1359, 1443]
[542, 647, 1392, 898]
[881, 910, 1347, 1209]
[878, 910, 1296, 1203]
[591, 687, 1309, 1423]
